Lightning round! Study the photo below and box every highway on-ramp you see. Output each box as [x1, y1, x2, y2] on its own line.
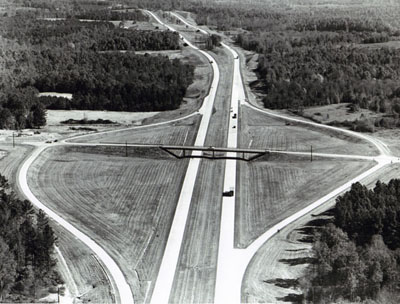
[17, 144, 134, 304]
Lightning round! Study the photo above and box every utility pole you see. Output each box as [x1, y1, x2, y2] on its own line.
[12, 132, 15, 148]
[125, 141, 128, 157]
[311, 145, 313, 162]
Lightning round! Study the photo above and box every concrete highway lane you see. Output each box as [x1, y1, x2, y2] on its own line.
[144, 11, 221, 304]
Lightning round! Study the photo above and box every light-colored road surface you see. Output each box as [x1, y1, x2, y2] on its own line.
[18, 144, 133, 304]
[144, 10, 222, 304]
[214, 42, 245, 304]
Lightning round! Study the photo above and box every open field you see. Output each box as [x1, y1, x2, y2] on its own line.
[27, 145, 190, 303]
[38, 92, 73, 100]
[236, 154, 374, 247]
[69, 115, 200, 146]
[242, 162, 400, 303]
[302, 103, 381, 125]
[374, 128, 400, 157]
[240, 106, 378, 156]
[168, 47, 233, 303]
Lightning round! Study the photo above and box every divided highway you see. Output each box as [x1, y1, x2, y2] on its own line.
[170, 11, 399, 304]
[15, 10, 400, 304]
[144, 10, 221, 304]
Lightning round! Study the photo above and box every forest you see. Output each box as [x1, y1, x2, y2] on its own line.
[0, 175, 60, 302]
[302, 180, 400, 303]
[0, 11, 190, 129]
[226, 2, 400, 129]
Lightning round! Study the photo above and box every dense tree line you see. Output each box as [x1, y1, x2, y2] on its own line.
[0, 16, 180, 51]
[35, 51, 194, 111]
[0, 11, 191, 128]
[234, 14, 400, 122]
[0, 175, 61, 302]
[303, 180, 400, 303]
[90, 30, 180, 51]
[74, 9, 148, 21]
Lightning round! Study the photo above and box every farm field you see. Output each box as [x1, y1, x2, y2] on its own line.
[240, 106, 378, 156]
[27, 145, 190, 303]
[242, 162, 400, 303]
[169, 48, 232, 303]
[69, 115, 200, 146]
[236, 154, 374, 247]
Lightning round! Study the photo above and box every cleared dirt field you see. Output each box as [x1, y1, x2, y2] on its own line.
[302, 103, 381, 125]
[69, 115, 200, 146]
[168, 47, 233, 303]
[240, 106, 378, 156]
[236, 154, 374, 248]
[242, 163, 400, 303]
[47, 110, 159, 126]
[27, 145, 190, 303]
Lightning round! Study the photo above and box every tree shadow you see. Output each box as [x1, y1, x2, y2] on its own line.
[279, 257, 315, 266]
[276, 293, 304, 303]
[263, 278, 299, 289]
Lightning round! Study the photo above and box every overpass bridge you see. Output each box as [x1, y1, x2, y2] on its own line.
[159, 145, 269, 161]
[98, 142, 270, 161]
